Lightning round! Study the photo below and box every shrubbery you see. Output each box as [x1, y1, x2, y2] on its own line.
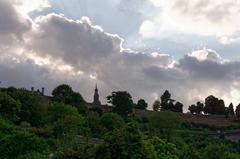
[1, 86, 240, 159]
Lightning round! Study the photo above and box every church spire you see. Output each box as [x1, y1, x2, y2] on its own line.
[95, 83, 98, 91]
[93, 83, 101, 105]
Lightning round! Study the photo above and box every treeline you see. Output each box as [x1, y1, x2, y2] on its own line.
[1, 85, 240, 159]
[188, 95, 240, 117]
[152, 90, 183, 113]
[149, 90, 240, 117]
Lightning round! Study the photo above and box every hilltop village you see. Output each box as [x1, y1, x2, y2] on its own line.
[23, 84, 240, 126]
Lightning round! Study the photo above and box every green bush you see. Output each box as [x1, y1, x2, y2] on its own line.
[0, 131, 49, 159]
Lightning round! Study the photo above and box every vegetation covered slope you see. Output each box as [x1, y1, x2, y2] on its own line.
[1, 85, 240, 159]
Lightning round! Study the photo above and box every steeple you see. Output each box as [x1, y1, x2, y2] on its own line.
[93, 83, 101, 105]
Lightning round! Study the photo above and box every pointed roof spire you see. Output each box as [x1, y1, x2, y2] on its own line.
[93, 83, 101, 105]
[95, 83, 98, 91]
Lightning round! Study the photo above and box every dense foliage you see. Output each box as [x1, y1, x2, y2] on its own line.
[1, 85, 240, 159]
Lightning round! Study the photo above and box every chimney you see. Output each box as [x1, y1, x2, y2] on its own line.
[31, 87, 34, 92]
[42, 88, 44, 95]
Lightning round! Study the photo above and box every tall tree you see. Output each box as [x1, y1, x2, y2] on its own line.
[107, 91, 133, 118]
[196, 102, 204, 114]
[135, 99, 148, 110]
[235, 104, 240, 117]
[160, 90, 171, 102]
[160, 90, 172, 110]
[160, 90, 178, 111]
[228, 103, 235, 116]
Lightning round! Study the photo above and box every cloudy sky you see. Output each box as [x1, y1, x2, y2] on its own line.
[1, 0, 240, 111]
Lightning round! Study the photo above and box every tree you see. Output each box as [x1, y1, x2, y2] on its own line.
[0, 119, 49, 159]
[53, 114, 84, 137]
[70, 92, 87, 114]
[135, 99, 148, 110]
[100, 113, 124, 132]
[228, 103, 235, 116]
[3, 87, 47, 126]
[53, 134, 96, 159]
[160, 90, 181, 112]
[204, 95, 225, 115]
[196, 102, 204, 114]
[19, 94, 46, 126]
[52, 84, 86, 114]
[188, 102, 204, 114]
[96, 122, 179, 159]
[153, 100, 161, 111]
[160, 90, 172, 111]
[150, 137, 178, 159]
[0, 92, 21, 122]
[236, 104, 240, 117]
[52, 84, 74, 103]
[173, 102, 183, 113]
[188, 104, 196, 114]
[161, 90, 171, 102]
[107, 91, 133, 118]
[47, 102, 79, 123]
[85, 112, 102, 138]
[96, 122, 154, 159]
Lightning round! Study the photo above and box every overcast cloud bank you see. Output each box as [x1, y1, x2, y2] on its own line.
[1, 0, 240, 111]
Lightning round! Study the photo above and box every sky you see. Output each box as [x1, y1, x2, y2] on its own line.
[1, 0, 240, 111]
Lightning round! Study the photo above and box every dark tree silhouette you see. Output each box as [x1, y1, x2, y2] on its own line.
[160, 90, 175, 111]
[196, 102, 204, 114]
[107, 91, 133, 118]
[204, 95, 225, 115]
[189, 101, 204, 114]
[52, 84, 86, 114]
[159, 90, 182, 113]
[136, 99, 148, 110]
[52, 84, 74, 103]
[173, 102, 183, 113]
[236, 104, 240, 117]
[161, 90, 171, 102]
[188, 104, 196, 114]
[228, 103, 235, 116]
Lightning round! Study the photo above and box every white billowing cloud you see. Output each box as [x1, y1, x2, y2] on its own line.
[140, 0, 240, 38]
[189, 49, 222, 62]
[2, 0, 240, 110]
[14, 0, 51, 15]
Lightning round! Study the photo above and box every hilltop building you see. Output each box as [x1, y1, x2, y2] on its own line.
[93, 84, 101, 106]
[85, 84, 112, 112]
